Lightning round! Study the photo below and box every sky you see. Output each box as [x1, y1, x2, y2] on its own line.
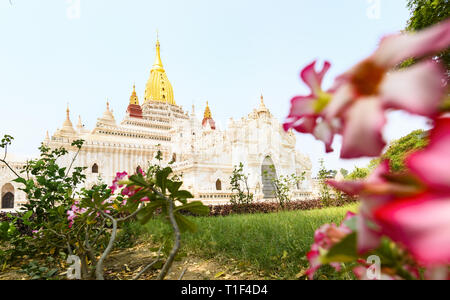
[0, 0, 431, 175]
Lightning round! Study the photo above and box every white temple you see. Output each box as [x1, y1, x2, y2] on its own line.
[0, 39, 314, 210]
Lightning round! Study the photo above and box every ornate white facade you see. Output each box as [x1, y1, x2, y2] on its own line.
[0, 39, 313, 210]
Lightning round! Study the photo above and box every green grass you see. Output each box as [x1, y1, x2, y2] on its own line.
[134, 204, 359, 279]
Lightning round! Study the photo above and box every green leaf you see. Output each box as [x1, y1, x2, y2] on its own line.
[174, 201, 209, 216]
[13, 177, 27, 185]
[23, 211, 33, 221]
[174, 190, 194, 200]
[156, 167, 172, 192]
[167, 181, 182, 195]
[174, 213, 197, 233]
[129, 175, 148, 188]
[128, 189, 150, 203]
[137, 201, 165, 225]
[343, 216, 357, 232]
[322, 232, 358, 264]
[46, 269, 58, 278]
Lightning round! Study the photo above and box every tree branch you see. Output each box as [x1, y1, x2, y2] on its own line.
[150, 186, 181, 281]
[0, 144, 23, 179]
[133, 244, 163, 280]
[96, 211, 118, 280]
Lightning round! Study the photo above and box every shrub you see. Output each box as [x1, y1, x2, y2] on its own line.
[206, 197, 358, 217]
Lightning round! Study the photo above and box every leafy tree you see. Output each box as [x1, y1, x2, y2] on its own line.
[346, 167, 371, 180]
[340, 168, 349, 178]
[264, 165, 304, 209]
[405, 0, 450, 73]
[230, 163, 253, 206]
[346, 130, 428, 180]
[381, 129, 428, 172]
[0, 135, 208, 280]
[318, 159, 335, 207]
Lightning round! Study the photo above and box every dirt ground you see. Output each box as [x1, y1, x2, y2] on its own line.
[0, 242, 266, 280]
[104, 242, 266, 280]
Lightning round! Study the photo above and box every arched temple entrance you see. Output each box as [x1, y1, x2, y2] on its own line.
[216, 179, 222, 191]
[261, 156, 277, 199]
[1, 183, 15, 209]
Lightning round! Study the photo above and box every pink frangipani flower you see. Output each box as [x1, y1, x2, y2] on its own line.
[329, 117, 450, 265]
[373, 117, 450, 266]
[305, 211, 355, 279]
[324, 20, 450, 158]
[285, 20, 450, 159]
[109, 171, 128, 193]
[284, 61, 339, 153]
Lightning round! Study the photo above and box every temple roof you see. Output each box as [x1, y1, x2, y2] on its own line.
[60, 105, 76, 134]
[144, 37, 175, 105]
[98, 101, 117, 126]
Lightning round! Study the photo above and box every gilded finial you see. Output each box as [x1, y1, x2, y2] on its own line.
[66, 103, 70, 119]
[152, 32, 164, 71]
[204, 101, 212, 119]
[260, 93, 267, 109]
[130, 84, 139, 105]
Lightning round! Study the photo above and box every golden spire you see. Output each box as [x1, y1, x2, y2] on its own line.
[260, 93, 266, 107]
[144, 35, 175, 105]
[204, 101, 212, 119]
[66, 103, 70, 120]
[152, 35, 164, 72]
[129, 84, 139, 105]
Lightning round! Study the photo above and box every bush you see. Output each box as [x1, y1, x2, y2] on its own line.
[205, 197, 358, 217]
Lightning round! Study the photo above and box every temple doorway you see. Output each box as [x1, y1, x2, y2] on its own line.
[261, 156, 277, 199]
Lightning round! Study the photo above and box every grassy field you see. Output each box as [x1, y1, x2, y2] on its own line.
[132, 204, 359, 279]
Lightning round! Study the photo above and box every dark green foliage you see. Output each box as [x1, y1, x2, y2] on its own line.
[20, 259, 60, 281]
[346, 130, 428, 180]
[381, 129, 428, 172]
[207, 197, 358, 217]
[0, 138, 87, 265]
[17, 141, 86, 224]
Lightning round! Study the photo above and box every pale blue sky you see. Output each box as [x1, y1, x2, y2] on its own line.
[0, 0, 429, 175]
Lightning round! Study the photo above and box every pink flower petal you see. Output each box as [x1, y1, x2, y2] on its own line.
[327, 180, 364, 196]
[301, 60, 331, 96]
[324, 83, 354, 119]
[313, 121, 335, 153]
[406, 117, 450, 192]
[372, 19, 450, 68]
[357, 212, 382, 254]
[374, 192, 450, 265]
[288, 95, 318, 118]
[381, 61, 446, 117]
[288, 116, 317, 134]
[341, 98, 387, 159]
